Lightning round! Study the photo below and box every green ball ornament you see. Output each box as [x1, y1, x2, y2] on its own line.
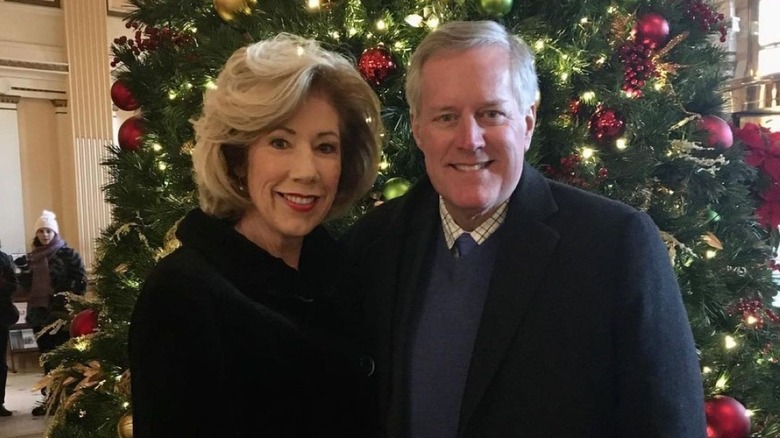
[479, 0, 512, 16]
[382, 177, 412, 201]
[707, 208, 721, 222]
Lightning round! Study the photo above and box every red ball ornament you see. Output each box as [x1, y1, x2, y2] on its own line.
[118, 116, 145, 151]
[358, 46, 396, 87]
[70, 309, 98, 337]
[705, 395, 751, 438]
[110, 80, 139, 111]
[634, 13, 670, 49]
[697, 115, 733, 149]
[589, 107, 626, 145]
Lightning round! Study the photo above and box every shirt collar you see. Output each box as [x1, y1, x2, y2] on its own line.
[439, 197, 508, 250]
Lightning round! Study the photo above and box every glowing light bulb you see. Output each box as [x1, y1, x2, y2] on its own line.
[581, 147, 595, 159]
[616, 138, 628, 150]
[560, 72, 569, 81]
[715, 374, 728, 389]
[746, 315, 758, 325]
[376, 19, 387, 31]
[702, 366, 712, 374]
[706, 249, 717, 259]
[426, 16, 440, 29]
[405, 14, 424, 27]
[379, 161, 389, 170]
[534, 40, 545, 51]
[307, 0, 320, 10]
[724, 335, 737, 350]
[581, 91, 596, 102]
[580, 17, 588, 24]
[158, 162, 167, 171]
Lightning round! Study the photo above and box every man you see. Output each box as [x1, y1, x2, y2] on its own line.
[342, 20, 705, 437]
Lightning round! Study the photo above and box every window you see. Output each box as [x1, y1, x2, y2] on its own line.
[758, 0, 780, 74]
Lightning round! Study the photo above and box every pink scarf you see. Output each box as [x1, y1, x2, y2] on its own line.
[27, 234, 66, 309]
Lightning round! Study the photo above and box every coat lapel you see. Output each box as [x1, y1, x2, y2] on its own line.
[382, 181, 441, 436]
[459, 165, 560, 432]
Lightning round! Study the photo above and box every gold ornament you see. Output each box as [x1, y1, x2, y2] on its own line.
[117, 412, 133, 438]
[659, 230, 680, 265]
[702, 231, 723, 250]
[155, 220, 182, 261]
[609, 12, 635, 49]
[180, 140, 195, 155]
[213, 0, 256, 21]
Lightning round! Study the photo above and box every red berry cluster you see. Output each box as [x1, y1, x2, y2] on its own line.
[617, 41, 658, 97]
[727, 297, 780, 329]
[111, 21, 195, 67]
[683, 0, 727, 42]
[542, 154, 608, 189]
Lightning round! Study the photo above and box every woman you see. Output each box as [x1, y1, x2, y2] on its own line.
[128, 33, 383, 437]
[16, 210, 86, 415]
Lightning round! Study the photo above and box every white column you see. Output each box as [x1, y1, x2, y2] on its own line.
[52, 99, 80, 250]
[62, 1, 113, 272]
[0, 96, 26, 256]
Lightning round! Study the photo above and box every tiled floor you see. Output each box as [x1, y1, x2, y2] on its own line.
[1, 356, 49, 438]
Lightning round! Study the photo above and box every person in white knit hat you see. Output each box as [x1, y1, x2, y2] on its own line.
[15, 210, 86, 416]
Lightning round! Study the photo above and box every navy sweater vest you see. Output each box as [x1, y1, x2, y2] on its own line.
[407, 230, 499, 438]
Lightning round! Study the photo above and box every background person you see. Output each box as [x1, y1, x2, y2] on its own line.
[0, 239, 20, 416]
[15, 210, 87, 416]
[128, 33, 383, 437]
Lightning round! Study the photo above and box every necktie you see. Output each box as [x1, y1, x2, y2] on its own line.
[454, 233, 478, 258]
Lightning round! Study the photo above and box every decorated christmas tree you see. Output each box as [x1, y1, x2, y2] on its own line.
[41, 0, 779, 437]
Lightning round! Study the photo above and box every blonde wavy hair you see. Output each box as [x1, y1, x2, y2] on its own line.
[192, 33, 383, 219]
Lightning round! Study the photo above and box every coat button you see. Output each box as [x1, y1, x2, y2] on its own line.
[359, 355, 375, 377]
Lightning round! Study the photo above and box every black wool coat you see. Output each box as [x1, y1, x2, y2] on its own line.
[341, 164, 706, 438]
[129, 208, 374, 437]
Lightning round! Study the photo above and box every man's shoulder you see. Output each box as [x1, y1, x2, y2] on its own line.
[341, 197, 408, 251]
[546, 178, 639, 218]
[345, 180, 434, 242]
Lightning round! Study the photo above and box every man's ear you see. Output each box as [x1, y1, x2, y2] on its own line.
[524, 104, 537, 149]
[410, 112, 422, 150]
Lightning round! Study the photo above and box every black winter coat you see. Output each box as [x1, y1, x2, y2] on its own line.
[341, 164, 705, 438]
[0, 251, 19, 327]
[16, 243, 86, 327]
[129, 208, 374, 438]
